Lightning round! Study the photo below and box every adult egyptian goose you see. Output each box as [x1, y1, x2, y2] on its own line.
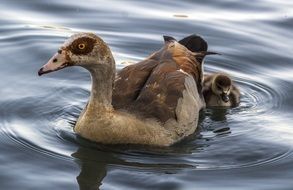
[38, 33, 213, 146]
[203, 73, 240, 107]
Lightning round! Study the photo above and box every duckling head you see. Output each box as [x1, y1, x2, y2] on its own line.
[211, 74, 232, 102]
[38, 32, 114, 76]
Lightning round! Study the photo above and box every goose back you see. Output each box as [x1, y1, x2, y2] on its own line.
[113, 35, 208, 123]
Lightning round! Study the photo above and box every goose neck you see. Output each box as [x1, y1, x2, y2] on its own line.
[87, 64, 115, 111]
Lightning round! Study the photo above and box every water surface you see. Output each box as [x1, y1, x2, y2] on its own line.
[1, 0, 293, 189]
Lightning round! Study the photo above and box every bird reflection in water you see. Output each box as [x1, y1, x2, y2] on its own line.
[72, 145, 113, 190]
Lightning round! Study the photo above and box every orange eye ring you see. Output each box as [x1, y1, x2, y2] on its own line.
[78, 43, 86, 50]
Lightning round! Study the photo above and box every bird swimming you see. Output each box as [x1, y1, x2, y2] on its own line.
[38, 33, 215, 146]
[203, 73, 240, 107]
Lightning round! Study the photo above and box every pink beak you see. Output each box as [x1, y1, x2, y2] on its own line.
[38, 50, 71, 76]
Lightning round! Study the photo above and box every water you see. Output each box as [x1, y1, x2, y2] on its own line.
[0, 0, 293, 189]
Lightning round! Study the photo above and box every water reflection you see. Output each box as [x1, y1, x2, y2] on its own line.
[206, 108, 228, 122]
[1, 0, 293, 189]
[73, 147, 108, 190]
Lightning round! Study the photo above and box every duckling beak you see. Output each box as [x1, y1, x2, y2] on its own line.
[221, 93, 229, 102]
[38, 51, 71, 76]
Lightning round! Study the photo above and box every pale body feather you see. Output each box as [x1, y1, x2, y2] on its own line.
[75, 72, 204, 146]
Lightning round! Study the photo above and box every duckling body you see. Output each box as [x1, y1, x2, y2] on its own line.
[38, 33, 212, 146]
[203, 73, 240, 108]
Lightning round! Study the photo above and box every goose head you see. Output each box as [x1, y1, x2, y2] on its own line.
[38, 33, 114, 76]
[211, 74, 232, 102]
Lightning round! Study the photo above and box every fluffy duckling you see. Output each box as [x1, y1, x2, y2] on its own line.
[203, 73, 240, 107]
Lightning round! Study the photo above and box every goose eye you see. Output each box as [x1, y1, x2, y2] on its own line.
[70, 37, 95, 55]
[78, 43, 86, 50]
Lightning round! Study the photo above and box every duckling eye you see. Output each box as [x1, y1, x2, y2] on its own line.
[78, 43, 86, 50]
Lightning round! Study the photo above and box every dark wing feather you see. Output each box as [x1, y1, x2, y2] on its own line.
[112, 58, 159, 109]
[179, 34, 208, 52]
[179, 34, 208, 63]
[129, 61, 186, 122]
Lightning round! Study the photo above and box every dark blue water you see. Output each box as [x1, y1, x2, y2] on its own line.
[1, 0, 293, 189]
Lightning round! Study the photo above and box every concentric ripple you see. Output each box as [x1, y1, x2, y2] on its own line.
[1, 0, 293, 189]
[0, 42, 291, 171]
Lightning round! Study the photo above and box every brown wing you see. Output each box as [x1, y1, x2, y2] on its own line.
[113, 36, 207, 123]
[128, 61, 186, 122]
[112, 54, 160, 109]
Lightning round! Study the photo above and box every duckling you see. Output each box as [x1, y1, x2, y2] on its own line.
[203, 73, 240, 107]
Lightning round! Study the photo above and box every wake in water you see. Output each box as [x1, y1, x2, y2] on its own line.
[1, 0, 293, 189]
